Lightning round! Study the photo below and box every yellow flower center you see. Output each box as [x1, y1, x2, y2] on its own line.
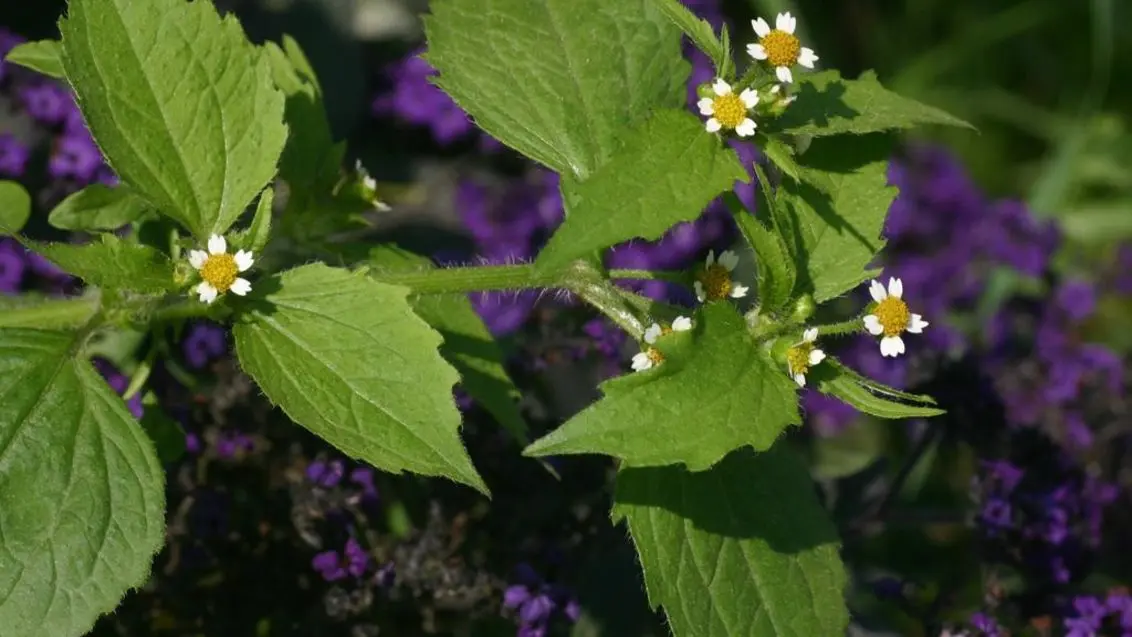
[786, 342, 814, 375]
[698, 264, 733, 300]
[761, 30, 801, 67]
[875, 297, 910, 337]
[646, 347, 665, 366]
[201, 253, 239, 293]
[711, 93, 747, 129]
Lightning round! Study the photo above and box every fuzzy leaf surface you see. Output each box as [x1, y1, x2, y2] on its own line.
[28, 235, 176, 293]
[525, 303, 799, 469]
[59, 0, 287, 238]
[4, 40, 64, 79]
[233, 264, 486, 492]
[612, 445, 849, 637]
[47, 184, 150, 231]
[0, 330, 165, 637]
[424, 0, 687, 179]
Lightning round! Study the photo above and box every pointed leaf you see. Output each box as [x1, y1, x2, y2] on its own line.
[651, 0, 727, 73]
[816, 360, 944, 419]
[424, 0, 687, 179]
[0, 329, 165, 637]
[0, 181, 32, 235]
[59, 0, 287, 238]
[47, 184, 150, 231]
[525, 303, 799, 470]
[775, 134, 896, 302]
[233, 264, 486, 493]
[613, 445, 849, 636]
[770, 70, 973, 137]
[4, 40, 64, 79]
[231, 187, 273, 254]
[536, 110, 747, 273]
[368, 246, 529, 447]
[27, 235, 176, 293]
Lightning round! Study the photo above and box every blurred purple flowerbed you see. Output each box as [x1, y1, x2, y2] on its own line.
[4, 0, 1132, 635]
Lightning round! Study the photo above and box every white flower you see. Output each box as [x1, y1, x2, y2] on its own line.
[862, 277, 929, 357]
[631, 316, 693, 372]
[188, 234, 254, 304]
[694, 250, 749, 302]
[786, 327, 827, 387]
[696, 78, 759, 137]
[747, 12, 819, 84]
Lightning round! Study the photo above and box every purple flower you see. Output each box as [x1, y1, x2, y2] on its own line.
[91, 358, 144, 418]
[0, 239, 26, 294]
[215, 433, 254, 458]
[50, 130, 105, 183]
[1053, 279, 1097, 322]
[0, 135, 29, 177]
[503, 585, 531, 609]
[801, 390, 859, 437]
[374, 51, 480, 146]
[182, 322, 227, 369]
[969, 611, 1002, 637]
[519, 594, 554, 624]
[349, 467, 378, 501]
[19, 82, 71, 125]
[307, 459, 345, 488]
[311, 538, 369, 582]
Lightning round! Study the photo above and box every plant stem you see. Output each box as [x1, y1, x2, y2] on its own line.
[608, 269, 687, 284]
[815, 315, 867, 337]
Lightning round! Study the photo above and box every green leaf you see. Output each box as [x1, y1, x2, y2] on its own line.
[759, 134, 802, 181]
[724, 183, 795, 314]
[0, 180, 32, 235]
[524, 303, 799, 469]
[0, 329, 165, 637]
[47, 184, 150, 231]
[612, 445, 849, 636]
[776, 134, 896, 303]
[536, 110, 747, 273]
[0, 295, 99, 329]
[815, 360, 944, 419]
[368, 246, 529, 447]
[233, 264, 487, 493]
[4, 39, 64, 79]
[771, 70, 973, 137]
[652, 0, 727, 74]
[27, 234, 176, 293]
[139, 393, 186, 464]
[230, 187, 274, 254]
[59, 0, 288, 239]
[264, 38, 342, 192]
[424, 0, 688, 179]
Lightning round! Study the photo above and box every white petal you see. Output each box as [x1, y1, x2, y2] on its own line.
[863, 314, 884, 335]
[230, 278, 252, 296]
[207, 234, 227, 255]
[907, 314, 929, 333]
[705, 118, 722, 133]
[705, 250, 716, 267]
[809, 349, 826, 366]
[798, 48, 818, 68]
[802, 328, 818, 342]
[747, 43, 768, 60]
[697, 97, 715, 115]
[730, 284, 749, 298]
[888, 277, 903, 299]
[718, 250, 739, 271]
[776, 12, 795, 33]
[197, 282, 218, 304]
[880, 336, 905, 357]
[694, 281, 706, 302]
[631, 353, 653, 372]
[363, 175, 377, 191]
[869, 279, 887, 302]
[735, 119, 757, 137]
[644, 323, 662, 344]
[769, 84, 782, 95]
[739, 88, 759, 108]
[776, 66, 793, 84]
[188, 250, 208, 270]
[234, 249, 255, 272]
[671, 316, 693, 332]
[712, 78, 731, 96]
[794, 373, 806, 387]
[752, 17, 771, 37]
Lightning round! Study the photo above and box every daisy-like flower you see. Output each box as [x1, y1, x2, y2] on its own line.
[188, 234, 254, 304]
[786, 328, 826, 387]
[697, 78, 759, 137]
[694, 250, 749, 302]
[747, 12, 819, 84]
[631, 316, 693, 372]
[862, 277, 929, 357]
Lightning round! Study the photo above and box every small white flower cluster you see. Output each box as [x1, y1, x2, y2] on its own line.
[697, 12, 818, 136]
[631, 316, 693, 372]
